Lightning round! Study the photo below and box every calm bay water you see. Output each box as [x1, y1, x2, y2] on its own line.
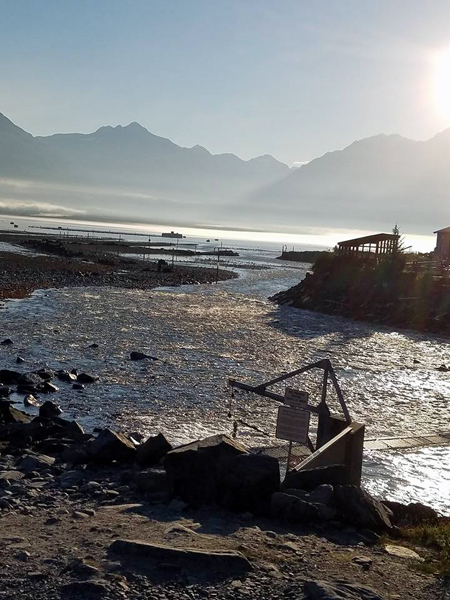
[0, 228, 448, 514]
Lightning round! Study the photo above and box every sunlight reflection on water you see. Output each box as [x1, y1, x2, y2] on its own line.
[0, 261, 449, 514]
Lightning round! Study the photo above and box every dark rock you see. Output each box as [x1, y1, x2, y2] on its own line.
[437, 364, 449, 372]
[57, 370, 77, 382]
[16, 356, 25, 364]
[60, 445, 89, 464]
[134, 468, 169, 494]
[309, 484, 334, 505]
[17, 384, 39, 395]
[283, 464, 350, 491]
[0, 420, 43, 445]
[39, 381, 59, 394]
[109, 539, 252, 574]
[61, 580, 111, 596]
[59, 470, 85, 488]
[221, 453, 280, 512]
[77, 372, 97, 384]
[64, 558, 100, 578]
[72, 383, 85, 390]
[136, 433, 172, 466]
[0, 369, 21, 384]
[87, 429, 136, 462]
[303, 579, 386, 599]
[130, 351, 158, 361]
[37, 438, 73, 455]
[0, 386, 12, 398]
[18, 454, 55, 472]
[164, 434, 248, 507]
[39, 400, 62, 420]
[18, 373, 42, 386]
[0, 403, 32, 425]
[34, 369, 54, 381]
[89, 343, 99, 349]
[271, 492, 320, 522]
[382, 500, 439, 526]
[54, 418, 85, 440]
[334, 485, 392, 532]
[282, 488, 310, 501]
[1, 339, 13, 345]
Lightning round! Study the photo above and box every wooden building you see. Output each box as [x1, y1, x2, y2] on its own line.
[434, 227, 450, 261]
[336, 233, 399, 261]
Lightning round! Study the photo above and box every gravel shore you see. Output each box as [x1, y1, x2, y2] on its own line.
[0, 250, 237, 302]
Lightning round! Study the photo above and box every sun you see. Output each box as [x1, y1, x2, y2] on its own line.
[433, 48, 450, 121]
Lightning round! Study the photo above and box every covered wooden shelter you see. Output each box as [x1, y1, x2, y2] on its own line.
[434, 226, 450, 261]
[336, 233, 399, 260]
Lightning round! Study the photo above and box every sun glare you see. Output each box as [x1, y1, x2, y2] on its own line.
[433, 48, 450, 121]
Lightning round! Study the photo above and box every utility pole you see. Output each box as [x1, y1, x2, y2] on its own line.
[216, 246, 220, 283]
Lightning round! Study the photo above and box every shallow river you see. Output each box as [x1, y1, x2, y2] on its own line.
[0, 260, 449, 514]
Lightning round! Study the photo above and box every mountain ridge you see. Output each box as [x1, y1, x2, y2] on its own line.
[1, 111, 450, 234]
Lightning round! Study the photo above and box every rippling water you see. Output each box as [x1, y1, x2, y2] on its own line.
[0, 259, 449, 514]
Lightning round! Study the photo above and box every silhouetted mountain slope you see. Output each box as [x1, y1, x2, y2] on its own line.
[253, 132, 450, 231]
[1, 111, 449, 234]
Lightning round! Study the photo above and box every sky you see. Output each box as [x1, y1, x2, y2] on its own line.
[2, 0, 450, 166]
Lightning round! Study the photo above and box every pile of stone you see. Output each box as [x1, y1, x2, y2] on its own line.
[0, 399, 440, 535]
[0, 367, 97, 399]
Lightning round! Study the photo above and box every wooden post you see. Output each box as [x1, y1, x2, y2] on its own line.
[286, 441, 293, 473]
[216, 248, 220, 283]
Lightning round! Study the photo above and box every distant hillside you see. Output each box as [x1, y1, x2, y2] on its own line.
[0, 112, 290, 221]
[1, 111, 450, 235]
[251, 131, 450, 234]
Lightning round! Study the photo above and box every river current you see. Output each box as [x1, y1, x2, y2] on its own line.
[0, 255, 449, 515]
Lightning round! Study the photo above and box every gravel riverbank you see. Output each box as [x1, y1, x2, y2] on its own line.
[0, 251, 237, 302]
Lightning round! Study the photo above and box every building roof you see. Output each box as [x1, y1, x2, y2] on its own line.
[337, 233, 398, 247]
[434, 227, 450, 234]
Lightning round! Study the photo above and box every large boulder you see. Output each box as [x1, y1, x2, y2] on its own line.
[221, 454, 280, 511]
[77, 373, 98, 384]
[18, 453, 56, 472]
[87, 429, 136, 463]
[271, 491, 320, 522]
[304, 579, 386, 599]
[39, 401, 62, 420]
[18, 373, 42, 386]
[0, 403, 32, 425]
[382, 500, 439, 526]
[164, 434, 248, 507]
[0, 369, 21, 384]
[109, 539, 251, 575]
[130, 351, 157, 361]
[136, 433, 172, 466]
[283, 464, 350, 491]
[334, 485, 392, 532]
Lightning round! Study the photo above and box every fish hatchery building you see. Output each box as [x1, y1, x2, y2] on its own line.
[336, 233, 400, 261]
[434, 227, 450, 261]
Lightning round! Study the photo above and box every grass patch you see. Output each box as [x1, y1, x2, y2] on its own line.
[400, 521, 450, 576]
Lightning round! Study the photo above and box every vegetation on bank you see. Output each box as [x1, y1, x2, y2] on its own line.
[400, 521, 450, 575]
[271, 238, 450, 333]
[276, 250, 332, 263]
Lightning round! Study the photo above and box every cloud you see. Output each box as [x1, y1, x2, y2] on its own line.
[0, 200, 86, 218]
[292, 161, 310, 168]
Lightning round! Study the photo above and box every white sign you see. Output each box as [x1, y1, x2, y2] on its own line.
[284, 387, 309, 409]
[276, 405, 310, 444]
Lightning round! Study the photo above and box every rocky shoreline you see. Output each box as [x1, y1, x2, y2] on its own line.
[0, 363, 448, 599]
[271, 255, 450, 335]
[0, 249, 237, 303]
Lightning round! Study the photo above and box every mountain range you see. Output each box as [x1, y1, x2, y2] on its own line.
[0, 111, 449, 235]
